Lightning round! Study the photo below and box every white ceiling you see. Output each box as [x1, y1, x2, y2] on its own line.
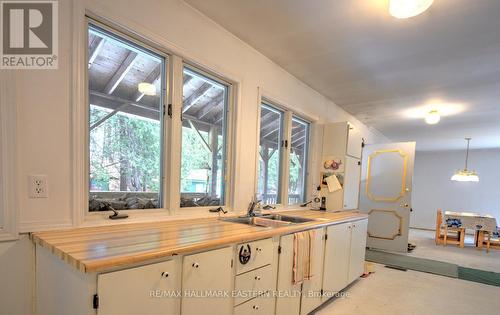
[184, 0, 500, 151]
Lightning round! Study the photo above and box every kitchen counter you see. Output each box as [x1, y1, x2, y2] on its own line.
[31, 210, 367, 273]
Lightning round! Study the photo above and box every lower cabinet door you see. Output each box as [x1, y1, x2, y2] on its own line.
[300, 228, 325, 315]
[181, 246, 233, 315]
[234, 296, 274, 315]
[322, 223, 350, 301]
[275, 234, 301, 315]
[97, 258, 181, 315]
[348, 219, 368, 283]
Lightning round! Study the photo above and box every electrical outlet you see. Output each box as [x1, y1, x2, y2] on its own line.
[29, 175, 48, 198]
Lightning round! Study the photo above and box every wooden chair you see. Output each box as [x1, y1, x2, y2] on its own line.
[477, 230, 498, 252]
[435, 209, 465, 248]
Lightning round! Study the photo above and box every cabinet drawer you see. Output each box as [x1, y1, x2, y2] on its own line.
[234, 295, 274, 315]
[234, 264, 274, 305]
[236, 238, 273, 274]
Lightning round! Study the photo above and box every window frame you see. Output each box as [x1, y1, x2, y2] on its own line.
[83, 17, 172, 220]
[256, 93, 312, 208]
[0, 72, 19, 240]
[178, 63, 234, 210]
[257, 102, 286, 205]
[288, 115, 311, 205]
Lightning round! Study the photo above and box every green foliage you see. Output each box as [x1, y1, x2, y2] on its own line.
[180, 127, 211, 192]
[89, 106, 161, 192]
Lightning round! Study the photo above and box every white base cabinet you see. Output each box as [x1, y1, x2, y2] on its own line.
[97, 259, 182, 315]
[322, 219, 368, 301]
[348, 219, 368, 283]
[181, 246, 234, 315]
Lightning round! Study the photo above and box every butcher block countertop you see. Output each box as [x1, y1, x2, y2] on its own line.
[31, 210, 367, 273]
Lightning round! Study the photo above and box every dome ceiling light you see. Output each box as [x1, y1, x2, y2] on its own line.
[389, 0, 434, 19]
[425, 109, 440, 125]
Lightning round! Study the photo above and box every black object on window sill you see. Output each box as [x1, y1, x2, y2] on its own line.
[209, 206, 227, 214]
[107, 205, 129, 220]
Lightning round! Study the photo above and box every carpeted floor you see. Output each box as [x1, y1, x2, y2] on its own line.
[407, 229, 500, 273]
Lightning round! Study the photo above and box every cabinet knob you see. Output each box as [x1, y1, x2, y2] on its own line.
[253, 305, 259, 310]
[255, 275, 261, 280]
[192, 263, 199, 268]
[161, 272, 169, 278]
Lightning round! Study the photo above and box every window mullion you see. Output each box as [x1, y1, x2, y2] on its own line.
[281, 110, 293, 206]
[167, 55, 184, 215]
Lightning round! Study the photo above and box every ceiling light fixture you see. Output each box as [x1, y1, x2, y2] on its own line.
[424, 109, 440, 124]
[451, 138, 479, 182]
[138, 82, 156, 96]
[389, 0, 434, 19]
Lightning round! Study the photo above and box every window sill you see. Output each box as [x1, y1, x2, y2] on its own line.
[80, 206, 239, 228]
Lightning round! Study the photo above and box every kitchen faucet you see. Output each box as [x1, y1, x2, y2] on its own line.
[247, 197, 262, 217]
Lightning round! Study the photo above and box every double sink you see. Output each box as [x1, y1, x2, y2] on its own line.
[221, 214, 317, 228]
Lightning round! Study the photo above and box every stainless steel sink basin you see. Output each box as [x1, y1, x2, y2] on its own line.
[221, 216, 292, 228]
[261, 214, 316, 223]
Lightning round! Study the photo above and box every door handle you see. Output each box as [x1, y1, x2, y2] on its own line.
[400, 203, 409, 208]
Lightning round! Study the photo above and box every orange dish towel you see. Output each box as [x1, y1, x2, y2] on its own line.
[293, 229, 315, 285]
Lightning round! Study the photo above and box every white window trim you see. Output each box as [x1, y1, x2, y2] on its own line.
[175, 62, 236, 214]
[71, 6, 241, 226]
[255, 88, 318, 209]
[0, 71, 19, 241]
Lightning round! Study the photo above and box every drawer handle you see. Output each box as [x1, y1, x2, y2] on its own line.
[192, 263, 199, 268]
[256, 247, 262, 252]
[254, 275, 261, 280]
[253, 305, 259, 310]
[161, 272, 169, 278]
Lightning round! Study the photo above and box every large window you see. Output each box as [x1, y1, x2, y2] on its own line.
[180, 67, 230, 207]
[288, 116, 309, 204]
[87, 23, 166, 211]
[257, 103, 284, 204]
[257, 102, 310, 206]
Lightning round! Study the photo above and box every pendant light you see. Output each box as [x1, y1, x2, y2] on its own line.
[451, 138, 479, 182]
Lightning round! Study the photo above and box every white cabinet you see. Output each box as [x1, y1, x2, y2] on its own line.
[343, 156, 361, 210]
[181, 246, 233, 315]
[346, 123, 363, 159]
[276, 228, 325, 315]
[322, 219, 368, 301]
[322, 223, 351, 297]
[97, 259, 181, 315]
[322, 122, 362, 159]
[321, 121, 363, 211]
[275, 234, 301, 315]
[348, 219, 368, 283]
[300, 228, 325, 315]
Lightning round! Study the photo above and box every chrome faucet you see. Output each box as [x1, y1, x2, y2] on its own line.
[247, 197, 262, 217]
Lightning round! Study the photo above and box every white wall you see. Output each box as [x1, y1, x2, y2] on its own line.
[411, 148, 500, 230]
[1, 1, 387, 314]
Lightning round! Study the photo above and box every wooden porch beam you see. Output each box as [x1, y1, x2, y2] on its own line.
[182, 82, 212, 113]
[88, 37, 105, 69]
[104, 51, 139, 94]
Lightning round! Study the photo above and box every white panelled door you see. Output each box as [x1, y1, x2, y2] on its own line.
[359, 142, 415, 253]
